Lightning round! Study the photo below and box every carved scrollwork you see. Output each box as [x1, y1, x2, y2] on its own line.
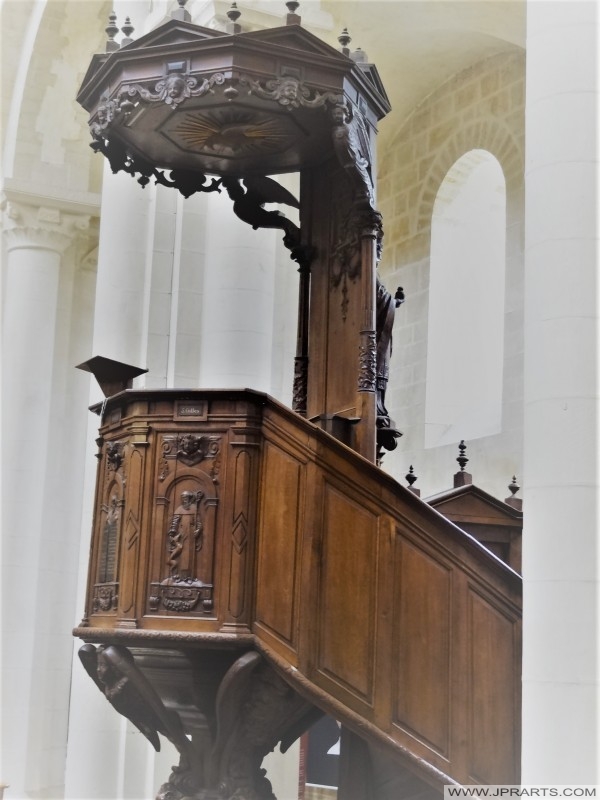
[358, 332, 377, 392]
[120, 71, 226, 110]
[89, 136, 223, 197]
[240, 74, 341, 111]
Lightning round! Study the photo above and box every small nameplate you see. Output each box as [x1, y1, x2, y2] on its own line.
[174, 401, 207, 421]
[180, 406, 202, 415]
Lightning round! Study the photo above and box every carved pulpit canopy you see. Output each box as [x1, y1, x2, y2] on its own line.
[77, 6, 395, 461]
[76, 16, 390, 188]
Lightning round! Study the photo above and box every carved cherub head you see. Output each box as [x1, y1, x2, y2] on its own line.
[279, 78, 300, 102]
[159, 73, 188, 105]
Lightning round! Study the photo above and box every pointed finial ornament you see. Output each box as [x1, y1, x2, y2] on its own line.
[453, 440, 472, 487]
[457, 440, 468, 472]
[172, 0, 191, 22]
[105, 11, 119, 52]
[285, 0, 301, 25]
[505, 475, 523, 510]
[226, 2, 242, 33]
[351, 47, 368, 64]
[338, 28, 352, 56]
[120, 17, 134, 47]
[405, 465, 421, 497]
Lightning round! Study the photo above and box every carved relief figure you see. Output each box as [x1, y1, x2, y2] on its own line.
[376, 277, 404, 421]
[167, 490, 204, 578]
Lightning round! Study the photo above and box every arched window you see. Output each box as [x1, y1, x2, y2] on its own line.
[425, 150, 506, 448]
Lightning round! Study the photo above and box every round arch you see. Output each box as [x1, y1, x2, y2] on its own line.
[425, 148, 507, 448]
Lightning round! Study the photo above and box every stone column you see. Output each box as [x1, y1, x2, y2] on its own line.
[199, 190, 278, 392]
[1, 199, 90, 797]
[523, 1, 599, 782]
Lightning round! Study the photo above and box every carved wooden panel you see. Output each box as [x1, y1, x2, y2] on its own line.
[146, 431, 220, 618]
[90, 439, 126, 617]
[391, 537, 452, 759]
[316, 482, 379, 708]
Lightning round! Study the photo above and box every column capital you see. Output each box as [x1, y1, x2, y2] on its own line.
[1, 196, 91, 254]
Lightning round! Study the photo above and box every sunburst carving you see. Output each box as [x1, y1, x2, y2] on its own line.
[168, 110, 294, 157]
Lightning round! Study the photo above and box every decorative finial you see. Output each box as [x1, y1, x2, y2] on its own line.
[226, 2, 242, 33]
[285, 0, 301, 25]
[505, 475, 522, 510]
[351, 47, 368, 64]
[338, 28, 352, 56]
[105, 11, 119, 53]
[172, 0, 191, 22]
[457, 440, 468, 471]
[120, 17, 134, 47]
[405, 465, 420, 497]
[453, 440, 472, 487]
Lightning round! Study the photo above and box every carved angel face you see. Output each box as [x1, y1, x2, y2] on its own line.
[279, 79, 300, 102]
[161, 74, 187, 103]
[179, 434, 199, 456]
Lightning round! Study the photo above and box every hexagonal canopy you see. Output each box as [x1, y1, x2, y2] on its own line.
[77, 19, 390, 178]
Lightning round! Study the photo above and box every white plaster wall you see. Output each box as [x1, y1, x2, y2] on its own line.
[522, 0, 600, 782]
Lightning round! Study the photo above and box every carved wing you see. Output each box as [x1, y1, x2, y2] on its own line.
[78, 643, 104, 692]
[79, 644, 192, 758]
[242, 176, 300, 209]
[101, 645, 191, 754]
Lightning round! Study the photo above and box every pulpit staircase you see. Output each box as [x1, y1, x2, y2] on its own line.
[75, 388, 521, 799]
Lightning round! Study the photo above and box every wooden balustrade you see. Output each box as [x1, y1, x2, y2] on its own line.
[77, 388, 521, 789]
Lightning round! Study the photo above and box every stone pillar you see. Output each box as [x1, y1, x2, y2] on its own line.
[90, 167, 153, 379]
[523, 2, 599, 782]
[199, 190, 278, 392]
[1, 199, 90, 797]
